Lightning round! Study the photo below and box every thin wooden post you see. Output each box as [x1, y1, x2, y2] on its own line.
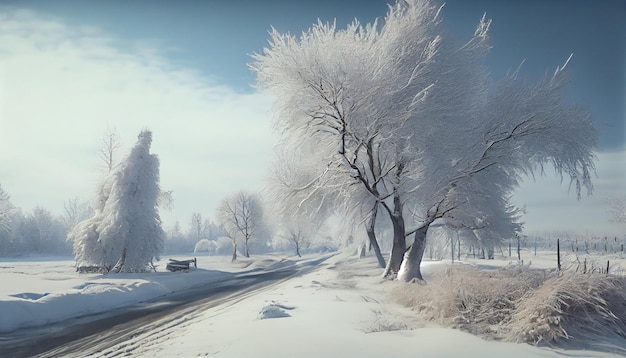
[557, 238, 561, 271]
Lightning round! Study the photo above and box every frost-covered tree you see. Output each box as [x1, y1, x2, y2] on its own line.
[286, 226, 308, 258]
[252, 0, 596, 281]
[276, 213, 318, 258]
[190, 212, 212, 242]
[608, 195, 626, 224]
[62, 197, 93, 231]
[267, 103, 387, 267]
[0, 185, 14, 233]
[25, 207, 69, 254]
[70, 130, 164, 272]
[216, 191, 264, 260]
[0, 206, 69, 256]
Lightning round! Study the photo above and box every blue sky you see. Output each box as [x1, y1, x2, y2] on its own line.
[0, 0, 624, 235]
[5, 0, 622, 149]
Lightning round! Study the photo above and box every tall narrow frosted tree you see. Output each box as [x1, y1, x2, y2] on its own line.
[252, 0, 596, 281]
[70, 130, 164, 272]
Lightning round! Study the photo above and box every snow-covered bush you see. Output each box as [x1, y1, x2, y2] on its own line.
[194, 239, 217, 255]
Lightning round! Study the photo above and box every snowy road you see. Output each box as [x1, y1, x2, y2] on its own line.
[0, 265, 309, 357]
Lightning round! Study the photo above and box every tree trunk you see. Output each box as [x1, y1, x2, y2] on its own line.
[112, 247, 127, 273]
[366, 203, 386, 268]
[244, 237, 250, 258]
[295, 241, 301, 257]
[382, 194, 406, 279]
[231, 241, 237, 262]
[398, 223, 428, 282]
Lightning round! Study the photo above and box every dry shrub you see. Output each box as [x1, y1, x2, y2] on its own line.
[363, 309, 410, 333]
[508, 272, 626, 346]
[391, 265, 546, 337]
[392, 264, 626, 350]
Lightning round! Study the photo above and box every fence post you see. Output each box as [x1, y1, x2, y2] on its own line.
[557, 238, 561, 271]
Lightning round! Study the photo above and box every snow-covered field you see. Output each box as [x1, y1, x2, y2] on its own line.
[0, 253, 306, 333]
[1, 250, 625, 357]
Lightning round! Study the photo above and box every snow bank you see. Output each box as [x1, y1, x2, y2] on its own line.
[0, 254, 296, 333]
[126, 254, 595, 358]
[1, 251, 624, 357]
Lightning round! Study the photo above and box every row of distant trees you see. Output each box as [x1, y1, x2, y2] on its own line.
[0, 127, 333, 262]
[0, 184, 228, 258]
[0, 202, 71, 257]
[0, 182, 326, 259]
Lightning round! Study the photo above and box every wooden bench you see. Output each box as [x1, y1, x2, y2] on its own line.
[166, 258, 197, 272]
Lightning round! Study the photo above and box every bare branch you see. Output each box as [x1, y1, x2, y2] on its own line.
[97, 125, 122, 173]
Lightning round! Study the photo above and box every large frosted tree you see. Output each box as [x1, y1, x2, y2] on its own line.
[70, 130, 164, 272]
[251, 0, 596, 281]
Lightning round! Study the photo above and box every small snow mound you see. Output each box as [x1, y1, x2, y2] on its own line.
[257, 301, 295, 320]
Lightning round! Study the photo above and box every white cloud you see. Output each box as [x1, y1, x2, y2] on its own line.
[1, 7, 622, 237]
[513, 148, 626, 236]
[0, 7, 276, 227]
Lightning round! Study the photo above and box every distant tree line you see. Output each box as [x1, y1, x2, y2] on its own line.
[0, 186, 75, 257]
